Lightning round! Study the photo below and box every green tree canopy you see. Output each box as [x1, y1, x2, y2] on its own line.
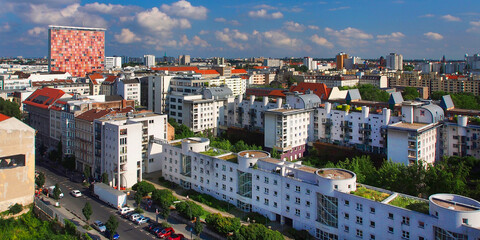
[35, 172, 45, 188]
[232, 223, 284, 240]
[402, 87, 420, 100]
[205, 213, 241, 236]
[82, 202, 92, 223]
[53, 183, 61, 200]
[105, 215, 119, 239]
[0, 97, 21, 119]
[132, 181, 155, 197]
[176, 201, 204, 220]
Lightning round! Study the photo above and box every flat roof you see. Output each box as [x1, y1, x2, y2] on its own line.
[238, 150, 268, 158]
[49, 25, 106, 31]
[259, 157, 282, 164]
[317, 169, 354, 180]
[432, 197, 480, 211]
[297, 166, 318, 173]
[388, 122, 429, 131]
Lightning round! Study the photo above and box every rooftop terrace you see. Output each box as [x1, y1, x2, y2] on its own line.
[389, 195, 430, 214]
[351, 186, 390, 202]
[317, 168, 354, 180]
[218, 153, 238, 163]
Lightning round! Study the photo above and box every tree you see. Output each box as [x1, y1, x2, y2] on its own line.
[102, 173, 109, 184]
[0, 97, 21, 119]
[402, 87, 420, 100]
[176, 201, 204, 220]
[205, 213, 241, 236]
[64, 219, 77, 235]
[62, 155, 76, 171]
[82, 202, 92, 223]
[53, 183, 61, 200]
[134, 193, 142, 206]
[232, 223, 284, 240]
[105, 215, 119, 240]
[152, 189, 175, 211]
[132, 181, 155, 197]
[194, 218, 203, 236]
[35, 172, 45, 188]
[83, 167, 91, 182]
[270, 149, 280, 159]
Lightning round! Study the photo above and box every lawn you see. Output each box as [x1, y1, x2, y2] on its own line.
[389, 196, 430, 214]
[351, 187, 390, 202]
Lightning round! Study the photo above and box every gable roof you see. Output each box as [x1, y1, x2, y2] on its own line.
[231, 69, 248, 74]
[88, 73, 104, 85]
[0, 113, 10, 122]
[289, 82, 331, 100]
[346, 89, 362, 102]
[151, 66, 199, 72]
[389, 92, 404, 105]
[104, 75, 118, 83]
[23, 88, 67, 109]
[269, 90, 286, 97]
[194, 69, 219, 75]
[440, 95, 454, 110]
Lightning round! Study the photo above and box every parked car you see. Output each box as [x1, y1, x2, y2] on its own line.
[129, 213, 141, 222]
[157, 227, 175, 238]
[167, 233, 185, 240]
[152, 227, 164, 235]
[47, 185, 64, 198]
[135, 216, 150, 225]
[93, 220, 106, 233]
[105, 231, 120, 240]
[70, 190, 82, 197]
[123, 211, 134, 219]
[118, 207, 134, 215]
[146, 223, 160, 232]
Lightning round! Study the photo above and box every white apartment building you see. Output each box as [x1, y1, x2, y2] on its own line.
[231, 95, 281, 131]
[117, 79, 140, 106]
[359, 75, 388, 88]
[32, 80, 90, 95]
[209, 77, 246, 97]
[344, 56, 363, 70]
[154, 138, 480, 240]
[140, 74, 174, 114]
[94, 112, 168, 188]
[304, 75, 359, 88]
[441, 115, 480, 158]
[386, 53, 403, 71]
[263, 58, 284, 67]
[105, 57, 122, 70]
[144, 55, 156, 68]
[28, 72, 73, 82]
[0, 75, 31, 90]
[264, 108, 313, 161]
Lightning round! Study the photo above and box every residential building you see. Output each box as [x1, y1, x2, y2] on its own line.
[263, 58, 283, 67]
[154, 138, 480, 240]
[179, 55, 191, 65]
[359, 75, 388, 88]
[99, 75, 118, 96]
[289, 83, 331, 101]
[32, 80, 90, 95]
[466, 53, 480, 70]
[94, 112, 168, 188]
[144, 55, 156, 68]
[209, 77, 246, 97]
[105, 57, 122, 70]
[140, 74, 174, 114]
[0, 114, 36, 212]
[88, 73, 106, 96]
[231, 95, 281, 131]
[117, 79, 140, 106]
[304, 75, 358, 88]
[441, 114, 480, 159]
[344, 56, 363, 70]
[48, 25, 105, 77]
[386, 53, 403, 70]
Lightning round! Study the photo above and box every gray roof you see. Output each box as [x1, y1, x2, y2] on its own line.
[297, 93, 321, 109]
[346, 89, 361, 102]
[122, 78, 140, 84]
[389, 92, 404, 105]
[440, 95, 454, 109]
[421, 104, 444, 122]
[203, 87, 233, 100]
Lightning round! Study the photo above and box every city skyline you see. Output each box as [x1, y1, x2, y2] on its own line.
[0, 0, 479, 59]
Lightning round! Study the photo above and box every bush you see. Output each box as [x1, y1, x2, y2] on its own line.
[205, 213, 241, 236]
[232, 223, 284, 240]
[160, 222, 171, 228]
[134, 207, 144, 214]
[132, 181, 155, 197]
[287, 228, 314, 240]
[158, 177, 178, 189]
[8, 203, 22, 215]
[185, 190, 232, 212]
[176, 201, 204, 220]
[64, 219, 77, 235]
[242, 212, 269, 225]
[152, 189, 176, 210]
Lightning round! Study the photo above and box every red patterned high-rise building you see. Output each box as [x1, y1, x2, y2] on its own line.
[48, 25, 106, 77]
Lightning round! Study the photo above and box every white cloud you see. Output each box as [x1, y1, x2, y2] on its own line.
[467, 20, 480, 33]
[441, 14, 461, 22]
[284, 21, 306, 32]
[214, 17, 226, 22]
[254, 4, 277, 10]
[376, 32, 405, 43]
[119, 16, 135, 22]
[470, 20, 480, 27]
[160, 0, 207, 20]
[261, 30, 301, 48]
[308, 25, 319, 30]
[329, 6, 350, 11]
[310, 34, 333, 48]
[419, 13, 434, 18]
[136, 7, 191, 34]
[199, 30, 209, 35]
[424, 32, 443, 40]
[0, 23, 11, 33]
[83, 3, 135, 15]
[191, 36, 209, 47]
[215, 18, 240, 26]
[215, 28, 249, 50]
[114, 28, 141, 43]
[26, 3, 107, 27]
[248, 9, 283, 19]
[27, 26, 46, 36]
[325, 27, 373, 47]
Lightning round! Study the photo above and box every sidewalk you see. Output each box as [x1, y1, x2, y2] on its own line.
[35, 197, 107, 240]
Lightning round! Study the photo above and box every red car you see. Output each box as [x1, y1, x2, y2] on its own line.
[157, 227, 175, 238]
[167, 233, 184, 240]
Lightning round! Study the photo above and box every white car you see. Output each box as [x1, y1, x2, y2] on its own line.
[93, 220, 106, 233]
[118, 207, 134, 215]
[129, 213, 141, 222]
[70, 190, 82, 197]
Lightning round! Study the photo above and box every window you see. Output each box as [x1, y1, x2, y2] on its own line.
[356, 229, 363, 238]
[264, 188, 269, 195]
[286, 206, 290, 212]
[356, 203, 363, 212]
[286, 195, 290, 201]
[356, 216, 363, 225]
[370, 221, 375, 228]
[295, 209, 300, 216]
[370, 234, 375, 240]
[256, 186, 260, 191]
[306, 212, 310, 219]
[370, 207, 375, 214]
[264, 177, 269, 184]
[274, 191, 278, 196]
[273, 202, 277, 208]
[295, 197, 300, 205]
[418, 221, 424, 229]
[462, 218, 468, 225]
[344, 213, 349, 219]
[388, 227, 394, 234]
[306, 201, 311, 207]
[402, 216, 410, 226]
[273, 180, 278, 185]
[306, 189, 311, 195]
[296, 186, 301, 193]
[402, 231, 410, 239]
[345, 200, 350, 206]
[222, 175, 226, 181]
[265, 199, 269, 205]
[344, 226, 349, 233]
[222, 165, 226, 171]
[388, 213, 394, 220]
[286, 183, 290, 189]
[256, 196, 260, 201]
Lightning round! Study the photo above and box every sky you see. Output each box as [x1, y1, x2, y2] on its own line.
[0, 0, 479, 60]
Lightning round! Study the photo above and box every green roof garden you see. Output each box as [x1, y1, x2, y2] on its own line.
[200, 148, 229, 157]
[389, 196, 430, 214]
[218, 154, 238, 163]
[351, 187, 390, 202]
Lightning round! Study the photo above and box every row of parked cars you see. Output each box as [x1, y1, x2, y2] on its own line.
[145, 223, 185, 239]
[118, 207, 151, 225]
[93, 220, 119, 240]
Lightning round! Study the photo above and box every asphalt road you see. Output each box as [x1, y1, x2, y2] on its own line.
[37, 165, 198, 240]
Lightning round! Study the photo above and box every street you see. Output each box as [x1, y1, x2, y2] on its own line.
[37, 164, 201, 240]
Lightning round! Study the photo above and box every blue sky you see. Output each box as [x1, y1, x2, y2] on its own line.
[0, 0, 479, 59]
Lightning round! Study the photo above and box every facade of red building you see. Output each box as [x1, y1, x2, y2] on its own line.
[48, 25, 106, 77]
